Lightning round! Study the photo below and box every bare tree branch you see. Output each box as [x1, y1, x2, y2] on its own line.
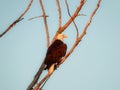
[0, 0, 34, 38]
[58, 0, 102, 65]
[28, 15, 48, 21]
[33, 64, 55, 90]
[27, 61, 45, 90]
[27, 1, 50, 89]
[39, 0, 50, 47]
[56, 0, 62, 28]
[65, 0, 79, 39]
[33, 72, 52, 90]
[31, 1, 62, 87]
[52, 0, 85, 41]
[78, 14, 86, 16]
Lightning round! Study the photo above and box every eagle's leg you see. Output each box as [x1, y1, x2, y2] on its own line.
[48, 64, 55, 74]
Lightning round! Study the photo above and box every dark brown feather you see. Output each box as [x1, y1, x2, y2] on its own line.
[44, 39, 67, 70]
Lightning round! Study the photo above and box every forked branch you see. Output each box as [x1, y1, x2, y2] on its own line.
[58, 0, 101, 65]
[65, 0, 79, 39]
[53, 0, 85, 41]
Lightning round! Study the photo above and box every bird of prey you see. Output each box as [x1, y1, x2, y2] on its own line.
[44, 34, 67, 73]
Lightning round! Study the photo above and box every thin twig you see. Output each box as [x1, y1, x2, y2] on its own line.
[0, 0, 34, 38]
[40, 77, 49, 89]
[56, 0, 62, 28]
[78, 14, 86, 16]
[58, 0, 102, 65]
[28, 15, 48, 21]
[39, 0, 50, 47]
[65, 0, 79, 39]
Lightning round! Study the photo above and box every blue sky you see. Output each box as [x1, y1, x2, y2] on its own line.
[0, 0, 120, 90]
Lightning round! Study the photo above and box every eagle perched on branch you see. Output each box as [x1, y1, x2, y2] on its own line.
[44, 34, 67, 72]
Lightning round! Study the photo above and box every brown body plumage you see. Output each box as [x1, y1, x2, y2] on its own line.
[44, 39, 67, 70]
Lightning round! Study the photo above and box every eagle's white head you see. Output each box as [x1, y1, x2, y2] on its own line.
[56, 34, 67, 41]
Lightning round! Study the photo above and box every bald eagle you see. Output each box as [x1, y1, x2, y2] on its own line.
[44, 34, 67, 71]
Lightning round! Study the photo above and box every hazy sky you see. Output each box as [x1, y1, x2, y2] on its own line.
[0, 0, 120, 90]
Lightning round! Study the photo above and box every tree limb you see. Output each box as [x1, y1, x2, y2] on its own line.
[52, 0, 85, 41]
[0, 0, 34, 38]
[39, 0, 50, 47]
[27, 61, 45, 90]
[33, 64, 54, 90]
[56, 0, 62, 28]
[65, 0, 79, 39]
[28, 15, 48, 21]
[27, 0, 50, 89]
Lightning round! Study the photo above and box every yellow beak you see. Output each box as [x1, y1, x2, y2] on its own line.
[63, 34, 68, 38]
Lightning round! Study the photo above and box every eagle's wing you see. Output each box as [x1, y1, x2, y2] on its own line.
[44, 40, 67, 65]
[46, 40, 62, 54]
